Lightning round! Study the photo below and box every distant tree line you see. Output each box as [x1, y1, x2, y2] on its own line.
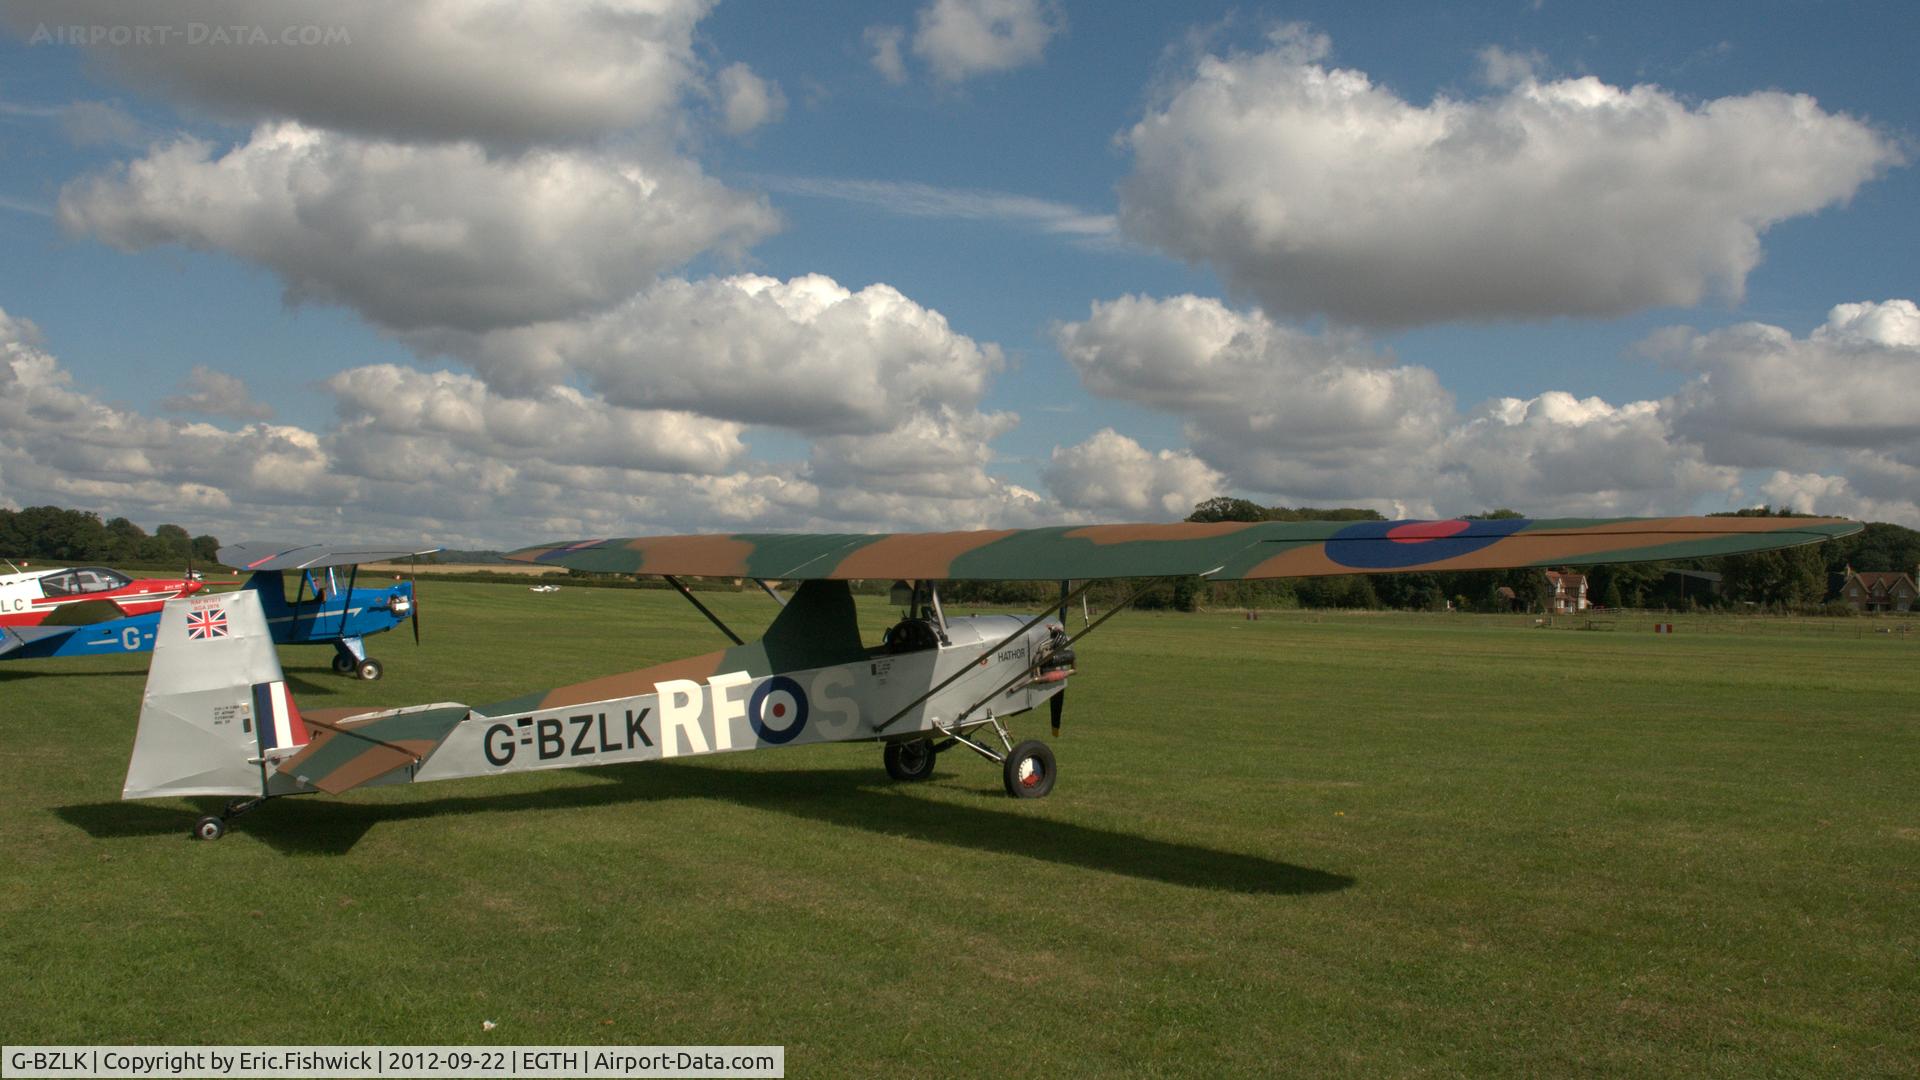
[0, 505, 219, 567]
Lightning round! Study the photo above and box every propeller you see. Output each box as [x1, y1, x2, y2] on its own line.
[409, 554, 422, 645]
[1050, 688, 1064, 736]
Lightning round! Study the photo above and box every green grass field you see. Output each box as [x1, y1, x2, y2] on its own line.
[2, 584, 1915, 1076]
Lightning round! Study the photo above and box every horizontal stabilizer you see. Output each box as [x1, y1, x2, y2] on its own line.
[276, 703, 471, 794]
[0, 624, 71, 658]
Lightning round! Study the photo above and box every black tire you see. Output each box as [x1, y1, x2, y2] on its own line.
[192, 815, 226, 841]
[1002, 739, 1056, 798]
[356, 658, 384, 681]
[331, 654, 355, 674]
[883, 740, 937, 781]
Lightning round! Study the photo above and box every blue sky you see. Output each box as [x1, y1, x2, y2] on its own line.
[0, 1, 1914, 547]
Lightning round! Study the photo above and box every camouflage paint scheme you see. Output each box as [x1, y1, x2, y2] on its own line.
[124, 516, 1862, 804]
[504, 516, 1861, 582]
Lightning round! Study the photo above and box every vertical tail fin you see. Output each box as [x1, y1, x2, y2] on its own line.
[123, 589, 306, 800]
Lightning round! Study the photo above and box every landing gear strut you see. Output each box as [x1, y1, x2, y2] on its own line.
[921, 716, 1058, 799]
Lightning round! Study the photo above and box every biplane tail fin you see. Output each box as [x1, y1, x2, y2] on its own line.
[124, 589, 305, 800]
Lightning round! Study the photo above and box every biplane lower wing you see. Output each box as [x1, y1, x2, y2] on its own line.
[503, 516, 1861, 581]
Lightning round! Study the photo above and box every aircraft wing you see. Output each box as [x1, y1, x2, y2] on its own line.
[0, 624, 68, 659]
[505, 516, 1861, 582]
[219, 542, 443, 572]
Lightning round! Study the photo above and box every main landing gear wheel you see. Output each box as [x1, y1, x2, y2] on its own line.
[192, 815, 226, 841]
[883, 740, 937, 782]
[1002, 739, 1056, 798]
[356, 657, 384, 681]
[331, 654, 356, 674]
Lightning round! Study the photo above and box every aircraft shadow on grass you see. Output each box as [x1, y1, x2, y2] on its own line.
[56, 762, 1354, 896]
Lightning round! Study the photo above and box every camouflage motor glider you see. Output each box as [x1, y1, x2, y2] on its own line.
[120, 515, 1859, 840]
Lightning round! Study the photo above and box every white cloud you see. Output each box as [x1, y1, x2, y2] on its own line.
[913, 0, 1063, 83]
[60, 123, 778, 333]
[1043, 429, 1224, 520]
[161, 365, 274, 421]
[4, 0, 714, 147]
[715, 62, 786, 136]
[1119, 26, 1902, 325]
[324, 365, 745, 475]
[756, 175, 1116, 244]
[1654, 300, 1920, 467]
[1049, 293, 1842, 522]
[1441, 392, 1740, 516]
[865, 25, 909, 84]
[0, 303, 1065, 543]
[443, 273, 1004, 436]
[1053, 294, 1452, 500]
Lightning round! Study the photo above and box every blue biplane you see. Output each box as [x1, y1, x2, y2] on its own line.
[0, 543, 437, 680]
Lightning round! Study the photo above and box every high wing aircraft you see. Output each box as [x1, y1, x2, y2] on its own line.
[0, 544, 434, 674]
[118, 515, 1860, 840]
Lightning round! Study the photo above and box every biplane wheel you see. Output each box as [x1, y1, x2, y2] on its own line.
[1002, 740, 1056, 799]
[883, 740, 937, 782]
[192, 815, 226, 841]
[331, 654, 355, 674]
[355, 658, 384, 681]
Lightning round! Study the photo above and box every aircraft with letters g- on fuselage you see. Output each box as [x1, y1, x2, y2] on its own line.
[117, 515, 1862, 840]
[0, 544, 435, 677]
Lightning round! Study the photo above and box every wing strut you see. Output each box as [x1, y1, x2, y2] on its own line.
[753, 578, 787, 607]
[872, 577, 1102, 734]
[663, 575, 744, 646]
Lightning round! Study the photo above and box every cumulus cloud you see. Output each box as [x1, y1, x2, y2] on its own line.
[1655, 299, 1920, 467]
[59, 123, 778, 333]
[865, 25, 909, 84]
[1048, 292, 1852, 521]
[0, 303, 1063, 543]
[324, 365, 745, 476]
[161, 365, 274, 421]
[1119, 26, 1902, 326]
[4, 0, 714, 147]
[1440, 392, 1739, 516]
[443, 273, 1003, 436]
[914, 0, 1063, 82]
[715, 62, 786, 136]
[1043, 429, 1224, 519]
[1054, 294, 1452, 500]
[867, 0, 1062, 84]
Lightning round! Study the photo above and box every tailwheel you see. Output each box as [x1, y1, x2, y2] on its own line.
[356, 657, 384, 681]
[883, 740, 937, 782]
[1002, 739, 1056, 798]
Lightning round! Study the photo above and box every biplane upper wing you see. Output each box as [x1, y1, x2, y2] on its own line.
[504, 516, 1861, 581]
[219, 542, 443, 572]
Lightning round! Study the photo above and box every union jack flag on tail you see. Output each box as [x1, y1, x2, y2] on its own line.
[184, 607, 229, 640]
[252, 680, 310, 754]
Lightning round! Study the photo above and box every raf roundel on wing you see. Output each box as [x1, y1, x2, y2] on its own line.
[1325, 518, 1532, 570]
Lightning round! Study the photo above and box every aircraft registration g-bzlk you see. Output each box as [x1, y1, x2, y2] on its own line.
[121, 516, 1860, 840]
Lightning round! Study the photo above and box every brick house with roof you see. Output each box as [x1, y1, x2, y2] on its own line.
[1836, 566, 1917, 612]
[1543, 569, 1589, 614]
